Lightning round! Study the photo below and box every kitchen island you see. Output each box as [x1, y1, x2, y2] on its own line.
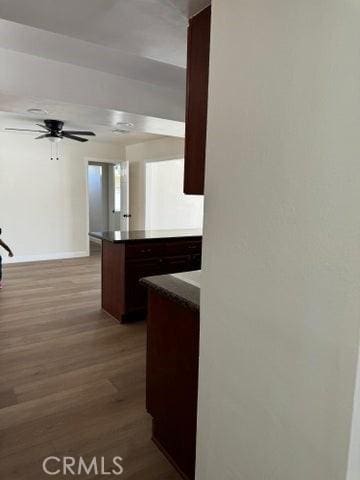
[141, 271, 200, 480]
[90, 229, 202, 323]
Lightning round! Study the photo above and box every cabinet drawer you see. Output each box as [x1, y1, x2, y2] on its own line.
[165, 240, 202, 256]
[126, 242, 165, 259]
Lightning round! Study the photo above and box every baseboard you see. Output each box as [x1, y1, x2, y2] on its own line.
[2, 251, 89, 264]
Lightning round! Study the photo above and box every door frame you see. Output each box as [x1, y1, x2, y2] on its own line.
[110, 161, 130, 232]
[84, 157, 123, 255]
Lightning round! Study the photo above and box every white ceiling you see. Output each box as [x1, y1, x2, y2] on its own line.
[0, 0, 210, 67]
[0, 111, 163, 145]
[0, 91, 185, 139]
[0, 0, 209, 139]
[0, 19, 186, 89]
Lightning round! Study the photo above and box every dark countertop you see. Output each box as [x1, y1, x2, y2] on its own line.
[89, 229, 202, 244]
[140, 271, 200, 312]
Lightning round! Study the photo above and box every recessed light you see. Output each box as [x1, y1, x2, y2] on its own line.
[116, 122, 134, 128]
[27, 108, 48, 115]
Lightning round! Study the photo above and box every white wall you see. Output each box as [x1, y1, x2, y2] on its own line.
[127, 136, 186, 230]
[145, 159, 203, 230]
[197, 1, 360, 480]
[0, 133, 124, 263]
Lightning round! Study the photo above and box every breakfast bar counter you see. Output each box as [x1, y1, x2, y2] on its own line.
[141, 270, 201, 480]
[89, 229, 202, 323]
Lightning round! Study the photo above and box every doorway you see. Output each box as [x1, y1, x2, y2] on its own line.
[109, 161, 130, 231]
[88, 164, 109, 233]
[87, 160, 130, 253]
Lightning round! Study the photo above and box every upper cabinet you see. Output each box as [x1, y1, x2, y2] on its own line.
[183, 6, 211, 195]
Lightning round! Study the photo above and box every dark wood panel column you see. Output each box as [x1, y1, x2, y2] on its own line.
[101, 240, 125, 320]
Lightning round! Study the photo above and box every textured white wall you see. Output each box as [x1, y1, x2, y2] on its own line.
[0, 133, 124, 262]
[145, 159, 203, 230]
[197, 1, 360, 479]
[127, 137, 185, 230]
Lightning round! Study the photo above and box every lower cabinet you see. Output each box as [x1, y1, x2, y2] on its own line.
[101, 238, 202, 322]
[146, 290, 200, 480]
[125, 258, 163, 313]
[164, 255, 192, 273]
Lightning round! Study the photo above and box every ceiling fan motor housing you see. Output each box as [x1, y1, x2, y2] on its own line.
[45, 119, 64, 137]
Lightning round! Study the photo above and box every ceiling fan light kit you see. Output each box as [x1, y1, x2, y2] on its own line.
[5, 119, 96, 160]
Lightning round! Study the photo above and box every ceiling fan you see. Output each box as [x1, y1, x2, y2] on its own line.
[5, 119, 96, 143]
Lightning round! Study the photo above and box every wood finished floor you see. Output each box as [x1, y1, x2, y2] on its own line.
[0, 247, 181, 479]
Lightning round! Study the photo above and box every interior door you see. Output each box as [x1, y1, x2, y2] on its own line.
[110, 161, 130, 231]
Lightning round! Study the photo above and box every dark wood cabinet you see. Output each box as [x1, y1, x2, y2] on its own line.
[190, 253, 202, 270]
[164, 255, 191, 273]
[184, 6, 211, 195]
[101, 237, 202, 322]
[125, 257, 163, 312]
[146, 290, 200, 480]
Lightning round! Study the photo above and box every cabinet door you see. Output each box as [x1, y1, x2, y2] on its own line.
[190, 253, 202, 270]
[184, 6, 211, 195]
[164, 255, 192, 274]
[125, 258, 162, 312]
[146, 291, 200, 479]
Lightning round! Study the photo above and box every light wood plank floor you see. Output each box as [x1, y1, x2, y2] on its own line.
[0, 249, 181, 479]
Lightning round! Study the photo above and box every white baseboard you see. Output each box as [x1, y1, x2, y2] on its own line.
[2, 251, 89, 264]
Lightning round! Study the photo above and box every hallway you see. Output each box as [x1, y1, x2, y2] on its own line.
[0, 251, 181, 479]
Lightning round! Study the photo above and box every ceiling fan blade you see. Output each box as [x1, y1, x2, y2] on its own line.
[35, 134, 51, 140]
[36, 123, 51, 131]
[5, 128, 48, 133]
[63, 130, 95, 136]
[62, 132, 88, 142]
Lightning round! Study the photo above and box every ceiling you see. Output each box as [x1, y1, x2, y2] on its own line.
[0, 18, 186, 90]
[0, 0, 210, 68]
[0, 111, 163, 145]
[0, 0, 209, 139]
[0, 93, 185, 138]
